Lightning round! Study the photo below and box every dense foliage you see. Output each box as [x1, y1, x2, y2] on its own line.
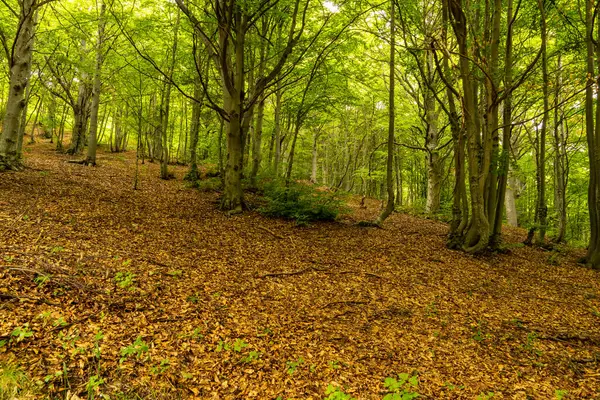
[260, 181, 348, 225]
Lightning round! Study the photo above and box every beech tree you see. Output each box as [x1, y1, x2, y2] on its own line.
[0, 0, 49, 170]
[174, 0, 312, 212]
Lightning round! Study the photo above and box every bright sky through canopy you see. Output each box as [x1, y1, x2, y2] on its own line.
[323, 1, 340, 13]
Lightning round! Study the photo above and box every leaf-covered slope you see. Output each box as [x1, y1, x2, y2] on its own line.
[0, 142, 599, 399]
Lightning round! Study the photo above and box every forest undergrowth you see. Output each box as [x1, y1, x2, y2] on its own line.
[1, 142, 599, 399]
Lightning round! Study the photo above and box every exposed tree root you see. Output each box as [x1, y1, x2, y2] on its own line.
[0, 157, 24, 172]
[357, 220, 382, 228]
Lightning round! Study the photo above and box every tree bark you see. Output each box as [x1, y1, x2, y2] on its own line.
[443, 0, 467, 248]
[490, 0, 514, 247]
[16, 82, 33, 155]
[373, 0, 396, 226]
[159, 9, 180, 179]
[85, 1, 106, 166]
[67, 40, 91, 155]
[250, 19, 269, 186]
[273, 82, 283, 178]
[186, 75, 202, 181]
[536, 0, 548, 245]
[0, 0, 37, 170]
[505, 174, 519, 227]
[553, 55, 567, 243]
[449, 0, 489, 252]
[587, 2, 600, 267]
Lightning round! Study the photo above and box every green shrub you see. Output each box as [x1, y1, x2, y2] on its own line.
[260, 181, 347, 225]
[194, 177, 223, 192]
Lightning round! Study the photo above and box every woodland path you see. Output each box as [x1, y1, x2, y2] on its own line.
[1, 142, 599, 399]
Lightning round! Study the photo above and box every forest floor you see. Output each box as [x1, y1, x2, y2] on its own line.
[1, 141, 600, 400]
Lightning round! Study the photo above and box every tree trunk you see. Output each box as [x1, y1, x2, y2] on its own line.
[424, 50, 441, 214]
[310, 132, 319, 184]
[220, 8, 245, 213]
[0, 0, 37, 170]
[444, 0, 467, 248]
[587, 3, 600, 267]
[450, 0, 489, 252]
[159, 9, 180, 179]
[505, 174, 519, 227]
[29, 92, 43, 144]
[553, 55, 567, 243]
[372, 0, 396, 226]
[273, 83, 283, 178]
[536, 0, 548, 245]
[57, 103, 67, 151]
[185, 75, 202, 182]
[250, 95, 265, 186]
[85, 1, 106, 166]
[490, 0, 514, 247]
[16, 83, 33, 153]
[285, 122, 301, 183]
[67, 39, 90, 155]
[484, 0, 501, 232]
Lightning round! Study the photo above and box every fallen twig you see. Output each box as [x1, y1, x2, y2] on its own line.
[258, 225, 285, 239]
[0, 292, 59, 306]
[1, 266, 50, 276]
[259, 267, 314, 278]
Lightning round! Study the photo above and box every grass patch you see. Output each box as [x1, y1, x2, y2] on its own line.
[0, 360, 36, 400]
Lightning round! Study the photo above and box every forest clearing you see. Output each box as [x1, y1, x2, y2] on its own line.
[1, 142, 599, 399]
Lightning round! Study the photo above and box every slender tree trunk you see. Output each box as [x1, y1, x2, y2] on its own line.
[85, 1, 106, 166]
[218, 117, 224, 176]
[67, 39, 90, 155]
[249, 20, 269, 186]
[285, 122, 301, 183]
[536, 0, 548, 245]
[490, 0, 513, 247]
[97, 107, 108, 144]
[186, 75, 202, 181]
[424, 101, 441, 213]
[45, 92, 57, 140]
[273, 83, 283, 178]
[159, 9, 180, 179]
[553, 55, 567, 243]
[587, 2, 600, 267]
[57, 103, 67, 151]
[421, 44, 442, 214]
[444, 0, 467, 248]
[505, 174, 519, 226]
[484, 0, 501, 232]
[585, 0, 598, 265]
[16, 83, 33, 155]
[372, 0, 396, 226]
[29, 93, 43, 144]
[310, 132, 320, 184]
[250, 95, 265, 186]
